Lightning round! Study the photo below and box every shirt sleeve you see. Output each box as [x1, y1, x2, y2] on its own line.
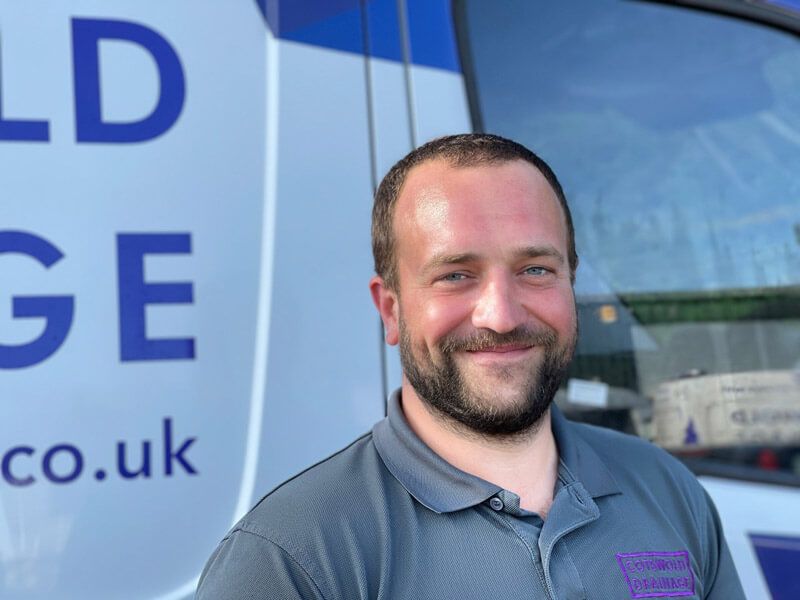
[196, 529, 327, 600]
[701, 489, 746, 600]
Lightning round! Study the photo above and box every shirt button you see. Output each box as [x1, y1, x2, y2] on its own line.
[489, 497, 504, 511]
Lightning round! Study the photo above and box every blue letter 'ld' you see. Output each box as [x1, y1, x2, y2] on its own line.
[117, 233, 195, 361]
[0, 231, 74, 369]
[72, 18, 185, 143]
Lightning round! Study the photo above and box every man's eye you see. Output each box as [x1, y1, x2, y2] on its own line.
[441, 272, 467, 282]
[524, 266, 548, 276]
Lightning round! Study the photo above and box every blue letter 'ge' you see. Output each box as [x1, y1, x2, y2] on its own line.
[0, 231, 75, 369]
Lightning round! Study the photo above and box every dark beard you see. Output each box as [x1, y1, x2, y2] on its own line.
[399, 324, 575, 438]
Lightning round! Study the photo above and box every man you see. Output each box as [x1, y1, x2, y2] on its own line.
[197, 134, 745, 599]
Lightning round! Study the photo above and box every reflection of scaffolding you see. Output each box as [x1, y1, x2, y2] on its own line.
[621, 285, 800, 324]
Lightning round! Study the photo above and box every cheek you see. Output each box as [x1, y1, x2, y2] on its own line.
[530, 288, 577, 333]
[417, 295, 473, 345]
[556, 300, 578, 336]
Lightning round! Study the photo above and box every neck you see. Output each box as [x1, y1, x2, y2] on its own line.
[400, 380, 559, 517]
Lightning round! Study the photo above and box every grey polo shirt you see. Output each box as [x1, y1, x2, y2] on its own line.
[197, 391, 745, 599]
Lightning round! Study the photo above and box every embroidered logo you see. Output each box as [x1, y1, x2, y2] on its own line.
[616, 551, 695, 598]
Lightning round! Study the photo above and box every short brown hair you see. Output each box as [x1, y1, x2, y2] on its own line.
[371, 133, 578, 290]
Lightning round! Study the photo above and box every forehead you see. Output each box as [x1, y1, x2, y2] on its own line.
[393, 159, 567, 255]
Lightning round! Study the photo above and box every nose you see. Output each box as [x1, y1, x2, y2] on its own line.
[471, 273, 526, 334]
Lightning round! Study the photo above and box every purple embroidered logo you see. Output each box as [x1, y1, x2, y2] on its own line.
[616, 551, 695, 598]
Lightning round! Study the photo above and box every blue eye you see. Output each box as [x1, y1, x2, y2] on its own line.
[442, 272, 467, 282]
[524, 266, 548, 276]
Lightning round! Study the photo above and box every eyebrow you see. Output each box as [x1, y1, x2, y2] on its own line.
[422, 245, 565, 275]
[516, 245, 565, 263]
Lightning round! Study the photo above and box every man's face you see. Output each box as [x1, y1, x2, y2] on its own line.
[390, 159, 577, 437]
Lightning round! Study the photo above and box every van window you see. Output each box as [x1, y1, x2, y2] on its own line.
[457, 0, 800, 484]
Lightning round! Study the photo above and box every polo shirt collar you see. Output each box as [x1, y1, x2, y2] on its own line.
[373, 390, 501, 513]
[373, 390, 621, 514]
[550, 404, 622, 499]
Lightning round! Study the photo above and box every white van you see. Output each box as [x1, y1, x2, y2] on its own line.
[1, 1, 799, 598]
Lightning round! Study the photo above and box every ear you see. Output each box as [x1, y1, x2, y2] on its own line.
[369, 275, 399, 346]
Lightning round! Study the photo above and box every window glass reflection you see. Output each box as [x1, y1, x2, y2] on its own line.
[460, 0, 800, 480]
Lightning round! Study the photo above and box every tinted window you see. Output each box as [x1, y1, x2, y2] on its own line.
[458, 0, 800, 482]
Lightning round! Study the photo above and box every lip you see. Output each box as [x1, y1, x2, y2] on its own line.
[467, 344, 532, 354]
[463, 344, 535, 363]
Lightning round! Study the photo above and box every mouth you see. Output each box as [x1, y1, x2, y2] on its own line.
[467, 343, 532, 354]
[464, 344, 535, 363]
[439, 326, 556, 366]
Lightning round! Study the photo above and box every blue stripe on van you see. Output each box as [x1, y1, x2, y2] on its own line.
[255, 0, 461, 72]
[750, 533, 800, 600]
[405, 0, 460, 72]
[364, 0, 403, 63]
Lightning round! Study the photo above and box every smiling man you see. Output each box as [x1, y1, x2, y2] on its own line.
[197, 134, 745, 599]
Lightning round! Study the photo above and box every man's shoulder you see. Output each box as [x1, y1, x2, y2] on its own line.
[198, 432, 389, 599]
[240, 432, 379, 525]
